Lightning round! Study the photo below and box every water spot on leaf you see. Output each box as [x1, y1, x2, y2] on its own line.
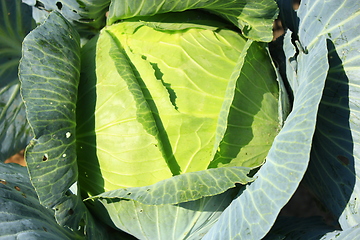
[43, 154, 48, 161]
[14, 186, 20, 191]
[0, 179, 6, 185]
[337, 155, 349, 166]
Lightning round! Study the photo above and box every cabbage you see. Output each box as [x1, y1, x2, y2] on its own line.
[76, 11, 280, 196]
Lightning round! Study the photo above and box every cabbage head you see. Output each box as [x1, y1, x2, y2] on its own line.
[76, 10, 280, 197]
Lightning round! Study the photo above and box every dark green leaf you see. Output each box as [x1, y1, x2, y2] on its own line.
[23, 0, 110, 39]
[0, 162, 81, 239]
[0, 0, 34, 161]
[19, 11, 109, 239]
[20, 10, 80, 209]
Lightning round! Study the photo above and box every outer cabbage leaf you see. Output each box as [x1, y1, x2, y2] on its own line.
[291, 0, 360, 231]
[23, 0, 110, 39]
[87, 166, 253, 205]
[19, 11, 109, 239]
[0, 162, 81, 239]
[203, 23, 330, 240]
[93, 188, 239, 240]
[108, 0, 279, 42]
[0, 0, 34, 161]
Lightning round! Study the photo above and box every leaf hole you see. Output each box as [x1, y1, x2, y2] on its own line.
[14, 186, 21, 191]
[127, 192, 132, 196]
[42, 154, 48, 161]
[68, 209, 74, 215]
[56, 2, 62, 10]
[35, 1, 45, 10]
[0, 179, 6, 185]
[139, 209, 143, 213]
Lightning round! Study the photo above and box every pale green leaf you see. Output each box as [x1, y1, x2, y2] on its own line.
[87, 166, 252, 205]
[76, 25, 173, 196]
[108, 0, 279, 42]
[204, 30, 330, 240]
[94, 188, 238, 240]
[295, 0, 360, 231]
[20, 10, 80, 209]
[77, 13, 246, 195]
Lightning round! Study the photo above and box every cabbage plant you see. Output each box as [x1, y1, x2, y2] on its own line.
[1, 0, 360, 239]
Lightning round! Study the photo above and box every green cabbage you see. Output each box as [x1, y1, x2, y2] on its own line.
[76, 11, 279, 197]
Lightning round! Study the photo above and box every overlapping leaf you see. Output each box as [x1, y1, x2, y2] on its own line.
[87, 166, 252, 205]
[23, 0, 110, 39]
[19, 11, 109, 239]
[320, 225, 360, 240]
[94, 188, 238, 240]
[204, 21, 330, 240]
[209, 40, 280, 169]
[296, 0, 360, 231]
[20, 10, 80, 209]
[108, 0, 279, 42]
[0, 162, 81, 239]
[0, 0, 34, 161]
[76, 27, 173, 195]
